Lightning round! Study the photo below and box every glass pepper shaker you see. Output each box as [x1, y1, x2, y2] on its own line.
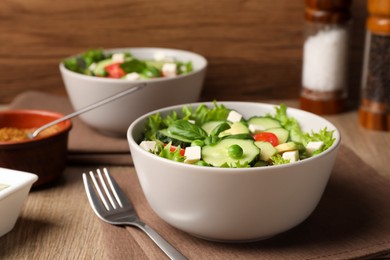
[359, 0, 390, 131]
[300, 0, 352, 115]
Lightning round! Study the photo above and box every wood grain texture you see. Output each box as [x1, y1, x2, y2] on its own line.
[0, 0, 366, 104]
[1, 102, 389, 259]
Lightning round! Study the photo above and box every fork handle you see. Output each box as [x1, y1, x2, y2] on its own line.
[131, 220, 187, 260]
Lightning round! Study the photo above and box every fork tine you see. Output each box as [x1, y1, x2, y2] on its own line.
[97, 168, 118, 209]
[88, 170, 111, 211]
[102, 168, 123, 208]
[83, 173, 109, 215]
[102, 168, 133, 208]
[83, 168, 188, 260]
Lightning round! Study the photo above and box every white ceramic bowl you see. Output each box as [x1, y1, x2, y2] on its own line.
[0, 167, 38, 237]
[127, 102, 341, 242]
[60, 47, 207, 137]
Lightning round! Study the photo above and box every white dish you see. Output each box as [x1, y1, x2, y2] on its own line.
[0, 168, 38, 237]
[60, 47, 207, 137]
[128, 101, 341, 241]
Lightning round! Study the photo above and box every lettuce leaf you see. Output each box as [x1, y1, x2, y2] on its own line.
[144, 101, 229, 142]
[270, 154, 290, 165]
[158, 143, 185, 162]
[189, 101, 230, 126]
[271, 103, 308, 145]
[63, 49, 106, 75]
[305, 127, 335, 156]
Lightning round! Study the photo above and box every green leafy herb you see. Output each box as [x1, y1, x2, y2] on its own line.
[210, 122, 231, 136]
[144, 113, 164, 141]
[271, 103, 307, 145]
[177, 61, 193, 74]
[191, 139, 205, 147]
[63, 49, 106, 75]
[167, 120, 208, 141]
[306, 127, 335, 156]
[220, 160, 251, 168]
[190, 101, 230, 126]
[270, 154, 290, 165]
[120, 59, 147, 74]
[141, 66, 161, 78]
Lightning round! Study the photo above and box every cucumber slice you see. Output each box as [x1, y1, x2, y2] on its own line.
[202, 138, 259, 167]
[255, 141, 277, 161]
[93, 58, 115, 76]
[145, 60, 165, 70]
[289, 129, 306, 145]
[266, 127, 289, 144]
[247, 117, 281, 131]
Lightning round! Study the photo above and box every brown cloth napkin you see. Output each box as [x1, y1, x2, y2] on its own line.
[101, 145, 390, 259]
[9, 91, 132, 165]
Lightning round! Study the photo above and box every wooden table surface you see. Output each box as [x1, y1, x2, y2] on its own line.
[1, 100, 389, 259]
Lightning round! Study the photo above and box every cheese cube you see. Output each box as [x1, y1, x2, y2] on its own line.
[124, 72, 140, 81]
[162, 63, 177, 77]
[139, 141, 157, 152]
[88, 62, 97, 72]
[282, 150, 299, 163]
[306, 141, 324, 156]
[227, 110, 243, 123]
[248, 124, 265, 133]
[184, 146, 201, 164]
[112, 53, 125, 63]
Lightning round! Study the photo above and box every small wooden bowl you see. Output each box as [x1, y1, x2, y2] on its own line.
[0, 110, 72, 187]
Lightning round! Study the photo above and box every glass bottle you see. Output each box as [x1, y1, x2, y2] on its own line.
[359, 0, 390, 131]
[300, 0, 352, 115]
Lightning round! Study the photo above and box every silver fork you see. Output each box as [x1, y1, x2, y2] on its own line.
[83, 168, 187, 260]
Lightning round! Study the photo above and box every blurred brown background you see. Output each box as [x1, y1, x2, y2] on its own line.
[0, 0, 366, 105]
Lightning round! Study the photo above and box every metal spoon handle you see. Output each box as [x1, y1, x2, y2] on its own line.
[31, 83, 146, 138]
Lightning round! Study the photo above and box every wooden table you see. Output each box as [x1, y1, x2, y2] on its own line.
[1, 101, 389, 259]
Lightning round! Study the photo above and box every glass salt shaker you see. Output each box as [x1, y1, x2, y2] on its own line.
[300, 0, 352, 115]
[359, 0, 390, 131]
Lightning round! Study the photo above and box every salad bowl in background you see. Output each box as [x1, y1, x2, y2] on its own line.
[60, 47, 207, 137]
[127, 102, 341, 242]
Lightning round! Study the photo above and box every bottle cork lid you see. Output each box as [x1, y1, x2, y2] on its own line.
[359, 99, 390, 131]
[305, 0, 352, 24]
[300, 96, 346, 115]
[367, 0, 390, 34]
[359, 109, 390, 131]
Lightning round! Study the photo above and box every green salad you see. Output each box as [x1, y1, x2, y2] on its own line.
[138, 102, 335, 168]
[63, 49, 193, 80]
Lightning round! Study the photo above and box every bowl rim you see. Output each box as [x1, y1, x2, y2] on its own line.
[0, 167, 38, 200]
[127, 101, 341, 173]
[59, 47, 208, 83]
[0, 109, 72, 146]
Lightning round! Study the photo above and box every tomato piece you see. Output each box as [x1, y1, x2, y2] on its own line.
[164, 144, 185, 156]
[105, 63, 126, 78]
[253, 132, 279, 146]
[170, 146, 185, 156]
